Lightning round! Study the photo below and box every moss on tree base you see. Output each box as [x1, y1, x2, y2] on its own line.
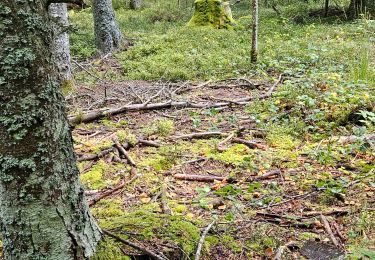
[188, 0, 237, 29]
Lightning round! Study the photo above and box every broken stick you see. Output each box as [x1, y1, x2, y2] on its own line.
[320, 214, 340, 248]
[195, 220, 216, 260]
[103, 230, 168, 260]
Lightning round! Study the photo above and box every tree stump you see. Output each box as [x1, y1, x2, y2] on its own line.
[130, 0, 142, 9]
[188, 0, 237, 29]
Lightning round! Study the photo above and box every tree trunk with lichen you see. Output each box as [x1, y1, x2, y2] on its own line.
[0, 1, 101, 259]
[188, 0, 236, 29]
[49, 3, 73, 84]
[130, 0, 142, 9]
[251, 0, 258, 63]
[92, 0, 123, 54]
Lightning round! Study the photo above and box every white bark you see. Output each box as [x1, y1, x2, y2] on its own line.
[49, 3, 73, 83]
[251, 0, 259, 63]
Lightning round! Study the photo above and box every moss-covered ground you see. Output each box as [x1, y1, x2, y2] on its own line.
[68, 0, 374, 259]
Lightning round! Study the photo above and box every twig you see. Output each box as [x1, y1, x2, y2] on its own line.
[320, 214, 340, 247]
[113, 138, 136, 166]
[88, 172, 139, 207]
[160, 180, 171, 215]
[72, 59, 104, 82]
[173, 131, 224, 140]
[103, 230, 168, 260]
[218, 133, 235, 152]
[232, 137, 266, 150]
[137, 139, 161, 148]
[273, 246, 285, 260]
[195, 220, 216, 260]
[174, 174, 226, 182]
[77, 148, 114, 162]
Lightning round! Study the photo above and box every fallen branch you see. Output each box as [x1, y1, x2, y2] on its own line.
[173, 131, 224, 140]
[320, 214, 340, 248]
[218, 133, 235, 152]
[88, 172, 139, 207]
[338, 134, 375, 144]
[174, 170, 281, 183]
[195, 220, 216, 260]
[232, 137, 266, 150]
[103, 230, 168, 260]
[257, 188, 324, 209]
[174, 174, 226, 182]
[113, 138, 136, 167]
[77, 147, 114, 162]
[160, 181, 171, 215]
[137, 139, 161, 148]
[69, 75, 284, 126]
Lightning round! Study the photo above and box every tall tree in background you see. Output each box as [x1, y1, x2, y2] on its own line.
[251, 0, 259, 63]
[0, 1, 101, 258]
[92, 0, 123, 54]
[348, 0, 366, 19]
[49, 3, 73, 84]
[130, 0, 142, 9]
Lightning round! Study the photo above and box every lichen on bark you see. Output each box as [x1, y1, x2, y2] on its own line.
[92, 0, 123, 54]
[0, 1, 101, 259]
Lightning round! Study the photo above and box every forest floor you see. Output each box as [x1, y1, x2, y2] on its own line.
[67, 72, 374, 260]
[67, 1, 375, 259]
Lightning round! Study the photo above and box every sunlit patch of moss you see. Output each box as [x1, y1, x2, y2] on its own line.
[91, 239, 131, 260]
[299, 232, 320, 241]
[142, 119, 175, 137]
[101, 119, 128, 129]
[267, 131, 301, 150]
[139, 145, 183, 172]
[116, 130, 137, 145]
[80, 160, 122, 189]
[166, 216, 201, 255]
[221, 235, 242, 253]
[91, 139, 114, 153]
[209, 144, 253, 165]
[205, 235, 220, 253]
[139, 154, 173, 171]
[91, 199, 124, 218]
[100, 205, 164, 239]
[172, 203, 188, 214]
[186, 139, 216, 155]
[61, 80, 75, 96]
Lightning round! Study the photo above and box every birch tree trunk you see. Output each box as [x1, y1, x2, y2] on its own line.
[251, 0, 259, 63]
[0, 1, 101, 259]
[92, 0, 123, 54]
[49, 3, 73, 84]
[130, 0, 142, 9]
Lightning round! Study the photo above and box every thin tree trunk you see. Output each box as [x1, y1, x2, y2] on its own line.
[0, 1, 101, 259]
[92, 0, 123, 54]
[49, 3, 73, 83]
[324, 0, 329, 17]
[130, 0, 142, 9]
[251, 0, 259, 63]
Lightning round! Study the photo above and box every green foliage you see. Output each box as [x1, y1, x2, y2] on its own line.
[142, 118, 175, 137]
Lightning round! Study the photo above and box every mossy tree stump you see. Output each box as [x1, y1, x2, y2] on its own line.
[188, 0, 237, 29]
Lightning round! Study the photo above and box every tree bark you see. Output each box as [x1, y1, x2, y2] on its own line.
[251, 0, 259, 63]
[348, 0, 366, 19]
[0, 1, 101, 259]
[130, 0, 142, 9]
[49, 3, 73, 83]
[92, 0, 123, 54]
